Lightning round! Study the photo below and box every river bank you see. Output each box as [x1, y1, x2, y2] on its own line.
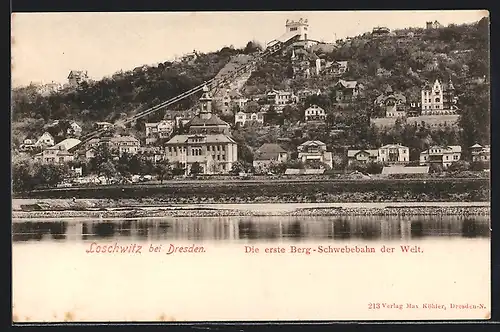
[14, 178, 490, 203]
[11, 200, 490, 219]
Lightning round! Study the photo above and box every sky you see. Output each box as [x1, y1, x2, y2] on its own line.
[11, 10, 488, 87]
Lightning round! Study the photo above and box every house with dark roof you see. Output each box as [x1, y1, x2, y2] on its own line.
[322, 60, 348, 76]
[374, 85, 408, 118]
[347, 149, 379, 165]
[297, 88, 321, 102]
[253, 143, 289, 173]
[266, 89, 298, 106]
[145, 120, 175, 145]
[297, 140, 333, 169]
[34, 144, 75, 164]
[348, 144, 410, 165]
[164, 86, 237, 175]
[35, 132, 55, 147]
[419, 145, 462, 168]
[334, 80, 363, 103]
[84, 135, 140, 157]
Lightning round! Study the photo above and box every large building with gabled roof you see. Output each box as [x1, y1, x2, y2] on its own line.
[164, 86, 238, 174]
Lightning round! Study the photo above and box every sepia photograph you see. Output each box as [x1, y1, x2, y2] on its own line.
[11, 10, 490, 322]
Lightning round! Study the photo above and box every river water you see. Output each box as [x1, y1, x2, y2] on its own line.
[12, 214, 491, 322]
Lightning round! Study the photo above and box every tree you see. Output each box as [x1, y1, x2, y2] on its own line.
[304, 159, 331, 170]
[237, 143, 254, 164]
[264, 106, 281, 125]
[34, 163, 68, 188]
[365, 161, 384, 174]
[230, 161, 253, 174]
[89, 144, 114, 173]
[448, 160, 470, 173]
[243, 40, 262, 54]
[286, 159, 305, 169]
[470, 160, 486, 172]
[429, 163, 443, 174]
[12, 159, 36, 192]
[245, 101, 260, 113]
[98, 161, 117, 183]
[190, 162, 203, 175]
[116, 153, 132, 177]
[154, 159, 172, 183]
[268, 162, 288, 175]
[347, 160, 368, 173]
[282, 105, 303, 124]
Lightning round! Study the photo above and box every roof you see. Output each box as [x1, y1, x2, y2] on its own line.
[470, 144, 483, 148]
[347, 149, 379, 158]
[55, 138, 81, 150]
[110, 136, 139, 143]
[299, 140, 326, 147]
[68, 70, 87, 78]
[305, 105, 325, 112]
[39, 131, 54, 138]
[267, 89, 293, 96]
[421, 145, 462, 154]
[379, 144, 408, 150]
[375, 93, 406, 105]
[166, 134, 236, 145]
[336, 79, 358, 89]
[382, 166, 429, 175]
[188, 114, 229, 127]
[256, 143, 287, 154]
[55, 150, 73, 157]
[269, 31, 301, 45]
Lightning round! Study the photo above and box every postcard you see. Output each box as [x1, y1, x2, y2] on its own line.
[11, 10, 490, 322]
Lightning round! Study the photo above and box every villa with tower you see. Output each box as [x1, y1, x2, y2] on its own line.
[164, 86, 238, 175]
[420, 78, 458, 115]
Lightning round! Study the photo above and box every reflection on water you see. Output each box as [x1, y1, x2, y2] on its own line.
[12, 215, 490, 243]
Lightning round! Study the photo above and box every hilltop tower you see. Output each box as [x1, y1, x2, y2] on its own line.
[286, 18, 309, 40]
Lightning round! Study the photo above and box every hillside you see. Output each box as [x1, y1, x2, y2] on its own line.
[11, 19, 489, 153]
[236, 18, 490, 156]
[11, 43, 263, 146]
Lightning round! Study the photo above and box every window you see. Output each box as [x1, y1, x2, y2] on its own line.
[446, 156, 449, 160]
[290, 27, 298, 31]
